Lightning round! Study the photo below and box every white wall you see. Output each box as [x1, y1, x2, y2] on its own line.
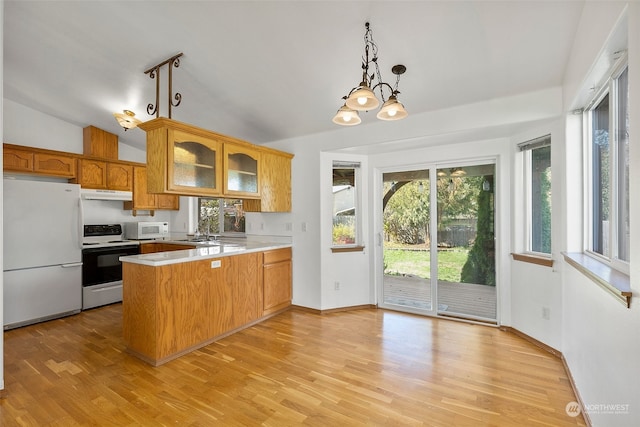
[1, 0, 5, 392]
[561, 3, 640, 426]
[509, 119, 565, 350]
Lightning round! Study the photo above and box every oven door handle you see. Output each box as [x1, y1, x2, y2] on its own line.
[61, 262, 83, 268]
[92, 284, 123, 292]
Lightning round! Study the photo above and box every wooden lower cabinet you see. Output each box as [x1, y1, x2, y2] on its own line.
[122, 249, 288, 366]
[139, 242, 194, 254]
[231, 253, 262, 328]
[263, 248, 293, 315]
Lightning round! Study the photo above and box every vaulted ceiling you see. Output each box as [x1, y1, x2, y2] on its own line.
[4, 1, 584, 151]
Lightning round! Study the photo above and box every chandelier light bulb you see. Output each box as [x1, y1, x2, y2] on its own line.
[357, 97, 368, 106]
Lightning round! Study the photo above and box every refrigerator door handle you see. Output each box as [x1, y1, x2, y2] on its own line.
[78, 198, 85, 249]
[61, 262, 83, 268]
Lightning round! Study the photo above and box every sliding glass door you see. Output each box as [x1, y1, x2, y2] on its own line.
[381, 163, 497, 322]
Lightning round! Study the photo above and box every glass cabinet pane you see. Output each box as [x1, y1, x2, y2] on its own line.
[227, 152, 257, 193]
[172, 140, 217, 189]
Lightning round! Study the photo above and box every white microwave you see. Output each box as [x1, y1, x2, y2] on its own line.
[124, 221, 169, 240]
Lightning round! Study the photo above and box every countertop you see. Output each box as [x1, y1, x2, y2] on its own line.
[120, 237, 292, 267]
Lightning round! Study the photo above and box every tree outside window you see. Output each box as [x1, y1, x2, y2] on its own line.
[198, 198, 245, 235]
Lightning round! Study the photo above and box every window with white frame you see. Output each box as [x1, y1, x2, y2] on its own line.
[332, 161, 360, 247]
[519, 135, 552, 255]
[586, 59, 629, 271]
[197, 198, 245, 236]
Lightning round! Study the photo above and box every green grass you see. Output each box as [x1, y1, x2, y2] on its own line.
[383, 247, 470, 283]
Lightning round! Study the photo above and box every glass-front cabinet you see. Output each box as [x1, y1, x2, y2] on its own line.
[167, 129, 223, 196]
[224, 144, 260, 197]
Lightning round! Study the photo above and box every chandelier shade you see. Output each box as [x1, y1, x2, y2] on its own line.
[376, 96, 408, 121]
[113, 110, 142, 131]
[345, 84, 380, 111]
[332, 104, 361, 126]
[333, 22, 407, 126]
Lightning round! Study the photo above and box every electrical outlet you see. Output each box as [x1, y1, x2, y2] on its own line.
[301, 222, 307, 232]
[285, 222, 292, 231]
[334, 281, 340, 290]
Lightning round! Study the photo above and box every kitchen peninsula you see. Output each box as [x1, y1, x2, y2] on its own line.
[120, 239, 292, 366]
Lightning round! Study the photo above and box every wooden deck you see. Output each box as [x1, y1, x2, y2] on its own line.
[383, 274, 497, 320]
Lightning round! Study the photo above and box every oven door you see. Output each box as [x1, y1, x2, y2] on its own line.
[82, 244, 139, 310]
[82, 245, 139, 287]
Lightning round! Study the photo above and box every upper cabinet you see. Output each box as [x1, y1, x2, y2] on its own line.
[224, 144, 260, 198]
[123, 166, 180, 215]
[4, 144, 76, 178]
[140, 118, 223, 196]
[75, 159, 133, 191]
[140, 118, 292, 211]
[83, 126, 118, 160]
[243, 151, 292, 212]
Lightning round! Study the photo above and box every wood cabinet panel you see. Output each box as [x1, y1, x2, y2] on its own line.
[4, 145, 76, 178]
[244, 151, 292, 212]
[264, 247, 292, 264]
[156, 194, 180, 210]
[124, 166, 179, 214]
[263, 260, 292, 313]
[232, 253, 262, 328]
[156, 261, 210, 358]
[140, 243, 195, 254]
[209, 258, 234, 337]
[128, 166, 156, 210]
[4, 147, 34, 172]
[122, 263, 158, 359]
[83, 125, 118, 160]
[106, 162, 133, 191]
[263, 248, 292, 315]
[33, 153, 76, 177]
[77, 159, 108, 189]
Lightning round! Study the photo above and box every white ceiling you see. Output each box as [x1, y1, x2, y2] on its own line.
[4, 1, 585, 151]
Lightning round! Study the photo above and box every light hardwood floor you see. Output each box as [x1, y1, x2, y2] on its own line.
[1, 304, 585, 426]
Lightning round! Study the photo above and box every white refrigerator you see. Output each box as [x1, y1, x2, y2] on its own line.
[3, 178, 83, 329]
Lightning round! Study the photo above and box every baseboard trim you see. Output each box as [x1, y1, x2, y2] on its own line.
[499, 326, 562, 358]
[561, 354, 592, 427]
[500, 326, 590, 426]
[291, 304, 376, 315]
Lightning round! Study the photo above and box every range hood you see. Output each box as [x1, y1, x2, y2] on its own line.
[80, 188, 133, 201]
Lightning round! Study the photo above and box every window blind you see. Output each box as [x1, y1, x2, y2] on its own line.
[518, 135, 551, 151]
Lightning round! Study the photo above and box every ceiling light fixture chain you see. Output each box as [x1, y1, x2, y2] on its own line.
[144, 52, 183, 119]
[332, 22, 407, 126]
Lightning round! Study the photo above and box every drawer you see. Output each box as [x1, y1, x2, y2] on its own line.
[263, 247, 292, 264]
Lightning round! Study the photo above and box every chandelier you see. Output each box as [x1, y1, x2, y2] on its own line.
[332, 22, 408, 126]
[113, 110, 142, 131]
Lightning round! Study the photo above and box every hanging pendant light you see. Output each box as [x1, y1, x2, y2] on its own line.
[376, 95, 408, 121]
[333, 23, 408, 126]
[346, 84, 379, 111]
[113, 110, 142, 131]
[332, 104, 362, 126]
